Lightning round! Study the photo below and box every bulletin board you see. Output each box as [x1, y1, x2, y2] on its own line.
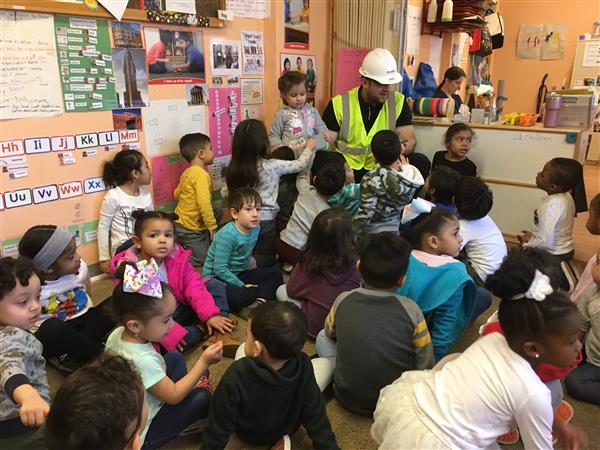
[0, 1, 250, 271]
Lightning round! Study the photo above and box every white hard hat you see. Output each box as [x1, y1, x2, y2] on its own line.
[359, 48, 402, 85]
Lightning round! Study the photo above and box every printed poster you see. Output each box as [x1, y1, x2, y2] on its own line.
[112, 48, 149, 108]
[111, 22, 143, 48]
[0, 11, 64, 119]
[143, 27, 205, 84]
[284, 0, 309, 49]
[226, 0, 271, 19]
[335, 48, 370, 95]
[241, 78, 263, 105]
[241, 31, 264, 75]
[210, 39, 242, 76]
[280, 53, 316, 102]
[208, 87, 240, 158]
[54, 16, 118, 112]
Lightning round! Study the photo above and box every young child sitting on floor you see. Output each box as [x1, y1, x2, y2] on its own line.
[353, 130, 424, 235]
[275, 162, 346, 266]
[111, 210, 237, 355]
[398, 199, 491, 361]
[174, 133, 221, 268]
[203, 188, 283, 316]
[565, 246, 600, 405]
[19, 226, 115, 372]
[571, 193, 600, 304]
[312, 151, 360, 216]
[316, 233, 434, 416]
[106, 270, 223, 449]
[520, 157, 583, 263]
[44, 354, 147, 450]
[423, 165, 461, 213]
[431, 123, 477, 177]
[372, 248, 588, 450]
[277, 208, 361, 337]
[0, 257, 50, 450]
[202, 302, 339, 450]
[454, 176, 507, 283]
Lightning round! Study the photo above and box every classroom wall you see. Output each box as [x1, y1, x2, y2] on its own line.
[0, 1, 332, 268]
[491, 0, 600, 113]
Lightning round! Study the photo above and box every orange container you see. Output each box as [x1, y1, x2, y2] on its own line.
[519, 113, 539, 127]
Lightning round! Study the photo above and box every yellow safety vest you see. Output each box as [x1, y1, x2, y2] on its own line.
[332, 87, 404, 170]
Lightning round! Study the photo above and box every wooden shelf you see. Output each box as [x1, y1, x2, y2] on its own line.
[0, 0, 224, 28]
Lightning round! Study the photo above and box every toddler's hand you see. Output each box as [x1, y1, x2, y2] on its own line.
[518, 230, 532, 244]
[324, 132, 332, 143]
[555, 422, 588, 450]
[19, 391, 49, 427]
[207, 315, 236, 334]
[209, 229, 216, 240]
[304, 138, 317, 152]
[99, 260, 111, 274]
[399, 154, 409, 166]
[200, 340, 223, 366]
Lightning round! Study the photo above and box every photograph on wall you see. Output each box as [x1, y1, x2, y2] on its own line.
[210, 38, 241, 76]
[186, 83, 209, 106]
[241, 78, 263, 105]
[112, 48, 149, 108]
[111, 22, 143, 48]
[143, 27, 205, 84]
[280, 53, 316, 102]
[112, 108, 142, 130]
[228, 76, 239, 85]
[241, 30, 264, 74]
[284, 0, 309, 49]
[212, 76, 223, 86]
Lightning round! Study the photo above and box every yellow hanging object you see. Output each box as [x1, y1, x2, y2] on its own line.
[84, 0, 98, 11]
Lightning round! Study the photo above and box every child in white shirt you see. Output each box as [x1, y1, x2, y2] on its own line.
[454, 176, 507, 283]
[520, 157, 583, 261]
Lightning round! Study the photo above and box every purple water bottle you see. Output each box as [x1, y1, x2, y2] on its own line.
[544, 94, 561, 128]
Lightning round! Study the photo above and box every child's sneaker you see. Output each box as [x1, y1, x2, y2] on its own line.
[238, 298, 267, 320]
[194, 375, 213, 393]
[47, 354, 82, 373]
[271, 435, 292, 450]
[496, 428, 520, 445]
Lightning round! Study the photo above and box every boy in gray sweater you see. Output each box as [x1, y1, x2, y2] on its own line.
[269, 71, 330, 154]
[0, 257, 50, 449]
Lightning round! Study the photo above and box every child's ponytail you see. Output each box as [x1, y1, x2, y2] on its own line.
[102, 150, 145, 188]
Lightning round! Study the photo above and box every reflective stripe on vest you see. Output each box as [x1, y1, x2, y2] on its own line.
[333, 87, 403, 170]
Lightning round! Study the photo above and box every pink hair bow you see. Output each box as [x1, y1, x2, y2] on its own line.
[401, 198, 435, 224]
[123, 259, 164, 298]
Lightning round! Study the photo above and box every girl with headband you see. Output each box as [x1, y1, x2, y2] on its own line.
[18, 225, 115, 372]
[373, 248, 587, 450]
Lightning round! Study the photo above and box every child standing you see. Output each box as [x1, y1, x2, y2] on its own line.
[317, 233, 434, 415]
[44, 354, 146, 450]
[226, 119, 316, 267]
[372, 249, 587, 449]
[423, 165, 461, 213]
[275, 163, 346, 266]
[454, 177, 507, 283]
[106, 274, 223, 450]
[174, 133, 219, 268]
[98, 150, 154, 273]
[431, 123, 477, 177]
[520, 157, 584, 265]
[277, 208, 361, 337]
[0, 257, 50, 450]
[203, 188, 283, 314]
[398, 200, 491, 360]
[19, 226, 115, 371]
[565, 247, 600, 405]
[353, 130, 424, 235]
[202, 302, 339, 450]
[268, 71, 329, 154]
[111, 210, 237, 355]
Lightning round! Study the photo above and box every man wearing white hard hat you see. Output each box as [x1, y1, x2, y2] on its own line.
[322, 48, 430, 181]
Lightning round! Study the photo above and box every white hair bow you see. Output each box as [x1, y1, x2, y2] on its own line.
[511, 270, 553, 301]
[401, 198, 435, 224]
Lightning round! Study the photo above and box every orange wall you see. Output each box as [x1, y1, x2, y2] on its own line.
[492, 0, 600, 113]
[0, 1, 332, 266]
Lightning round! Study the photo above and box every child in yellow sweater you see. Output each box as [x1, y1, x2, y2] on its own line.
[174, 133, 220, 267]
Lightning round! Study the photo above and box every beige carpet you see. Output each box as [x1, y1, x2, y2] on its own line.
[46, 278, 600, 450]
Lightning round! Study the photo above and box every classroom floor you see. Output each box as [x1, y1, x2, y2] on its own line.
[45, 164, 600, 449]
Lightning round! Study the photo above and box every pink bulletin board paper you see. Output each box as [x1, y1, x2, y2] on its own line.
[152, 153, 189, 210]
[208, 87, 240, 159]
[335, 48, 371, 95]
